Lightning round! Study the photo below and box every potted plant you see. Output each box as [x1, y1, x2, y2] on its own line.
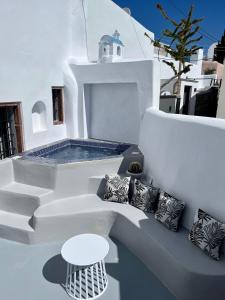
[126, 161, 143, 179]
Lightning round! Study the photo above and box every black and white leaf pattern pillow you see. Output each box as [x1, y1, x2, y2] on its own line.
[103, 175, 130, 204]
[130, 179, 159, 213]
[155, 192, 185, 232]
[189, 209, 225, 260]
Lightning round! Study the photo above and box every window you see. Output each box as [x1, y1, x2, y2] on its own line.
[52, 87, 64, 125]
[117, 46, 121, 56]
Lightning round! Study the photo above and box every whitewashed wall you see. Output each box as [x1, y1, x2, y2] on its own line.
[85, 83, 140, 143]
[157, 49, 203, 81]
[0, 0, 155, 151]
[0, 0, 77, 150]
[71, 60, 160, 143]
[140, 108, 225, 230]
[85, 0, 154, 62]
[159, 52, 219, 115]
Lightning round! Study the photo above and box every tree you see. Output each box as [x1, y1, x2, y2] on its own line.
[214, 30, 225, 64]
[145, 4, 203, 101]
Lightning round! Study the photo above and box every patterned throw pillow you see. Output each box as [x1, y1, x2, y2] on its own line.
[189, 209, 225, 260]
[103, 175, 130, 204]
[155, 192, 185, 232]
[130, 179, 159, 213]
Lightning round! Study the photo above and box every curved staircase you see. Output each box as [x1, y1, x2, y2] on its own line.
[0, 145, 143, 244]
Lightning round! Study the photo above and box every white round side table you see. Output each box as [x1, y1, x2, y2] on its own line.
[61, 234, 109, 300]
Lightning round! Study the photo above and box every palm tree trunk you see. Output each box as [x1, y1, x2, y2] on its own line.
[173, 62, 182, 113]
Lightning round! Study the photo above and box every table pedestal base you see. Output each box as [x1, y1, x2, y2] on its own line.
[65, 259, 108, 300]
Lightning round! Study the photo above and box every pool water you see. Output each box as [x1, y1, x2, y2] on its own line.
[24, 139, 131, 164]
[42, 145, 124, 161]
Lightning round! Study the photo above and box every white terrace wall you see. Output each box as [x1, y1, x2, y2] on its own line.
[139, 108, 225, 230]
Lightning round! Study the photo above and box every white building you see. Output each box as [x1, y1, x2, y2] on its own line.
[155, 45, 219, 114]
[207, 42, 217, 60]
[0, 0, 157, 154]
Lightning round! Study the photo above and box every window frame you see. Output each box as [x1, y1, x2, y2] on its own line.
[52, 87, 64, 125]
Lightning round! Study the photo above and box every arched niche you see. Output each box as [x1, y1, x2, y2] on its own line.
[32, 101, 47, 133]
[117, 46, 121, 56]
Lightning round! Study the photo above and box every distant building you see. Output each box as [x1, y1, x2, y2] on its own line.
[155, 46, 206, 114]
[214, 31, 225, 64]
[217, 60, 225, 119]
[207, 42, 217, 60]
[202, 60, 224, 80]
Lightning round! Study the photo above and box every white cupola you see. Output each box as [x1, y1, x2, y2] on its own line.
[98, 30, 124, 63]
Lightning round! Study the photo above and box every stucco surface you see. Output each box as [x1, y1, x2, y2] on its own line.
[0, 0, 155, 151]
[140, 108, 225, 230]
[0, 236, 175, 300]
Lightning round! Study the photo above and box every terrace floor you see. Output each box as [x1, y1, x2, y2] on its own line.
[0, 236, 176, 300]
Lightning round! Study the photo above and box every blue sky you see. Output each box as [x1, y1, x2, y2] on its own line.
[113, 0, 225, 51]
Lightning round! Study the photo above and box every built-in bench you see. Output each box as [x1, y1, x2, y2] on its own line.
[33, 193, 225, 300]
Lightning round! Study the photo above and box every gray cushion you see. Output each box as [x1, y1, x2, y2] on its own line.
[155, 192, 185, 232]
[103, 175, 130, 204]
[130, 179, 159, 213]
[189, 209, 225, 260]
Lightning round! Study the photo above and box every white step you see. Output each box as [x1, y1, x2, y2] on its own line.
[12, 158, 56, 189]
[1, 182, 52, 197]
[0, 182, 53, 216]
[0, 211, 34, 243]
[0, 211, 33, 232]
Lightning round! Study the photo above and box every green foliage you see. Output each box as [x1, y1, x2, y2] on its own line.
[146, 4, 203, 96]
[157, 4, 202, 72]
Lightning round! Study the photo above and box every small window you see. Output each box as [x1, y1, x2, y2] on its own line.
[52, 87, 64, 125]
[117, 46, 121, 56]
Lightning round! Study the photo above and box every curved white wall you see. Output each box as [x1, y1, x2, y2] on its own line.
[139, 108, 225, 230]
